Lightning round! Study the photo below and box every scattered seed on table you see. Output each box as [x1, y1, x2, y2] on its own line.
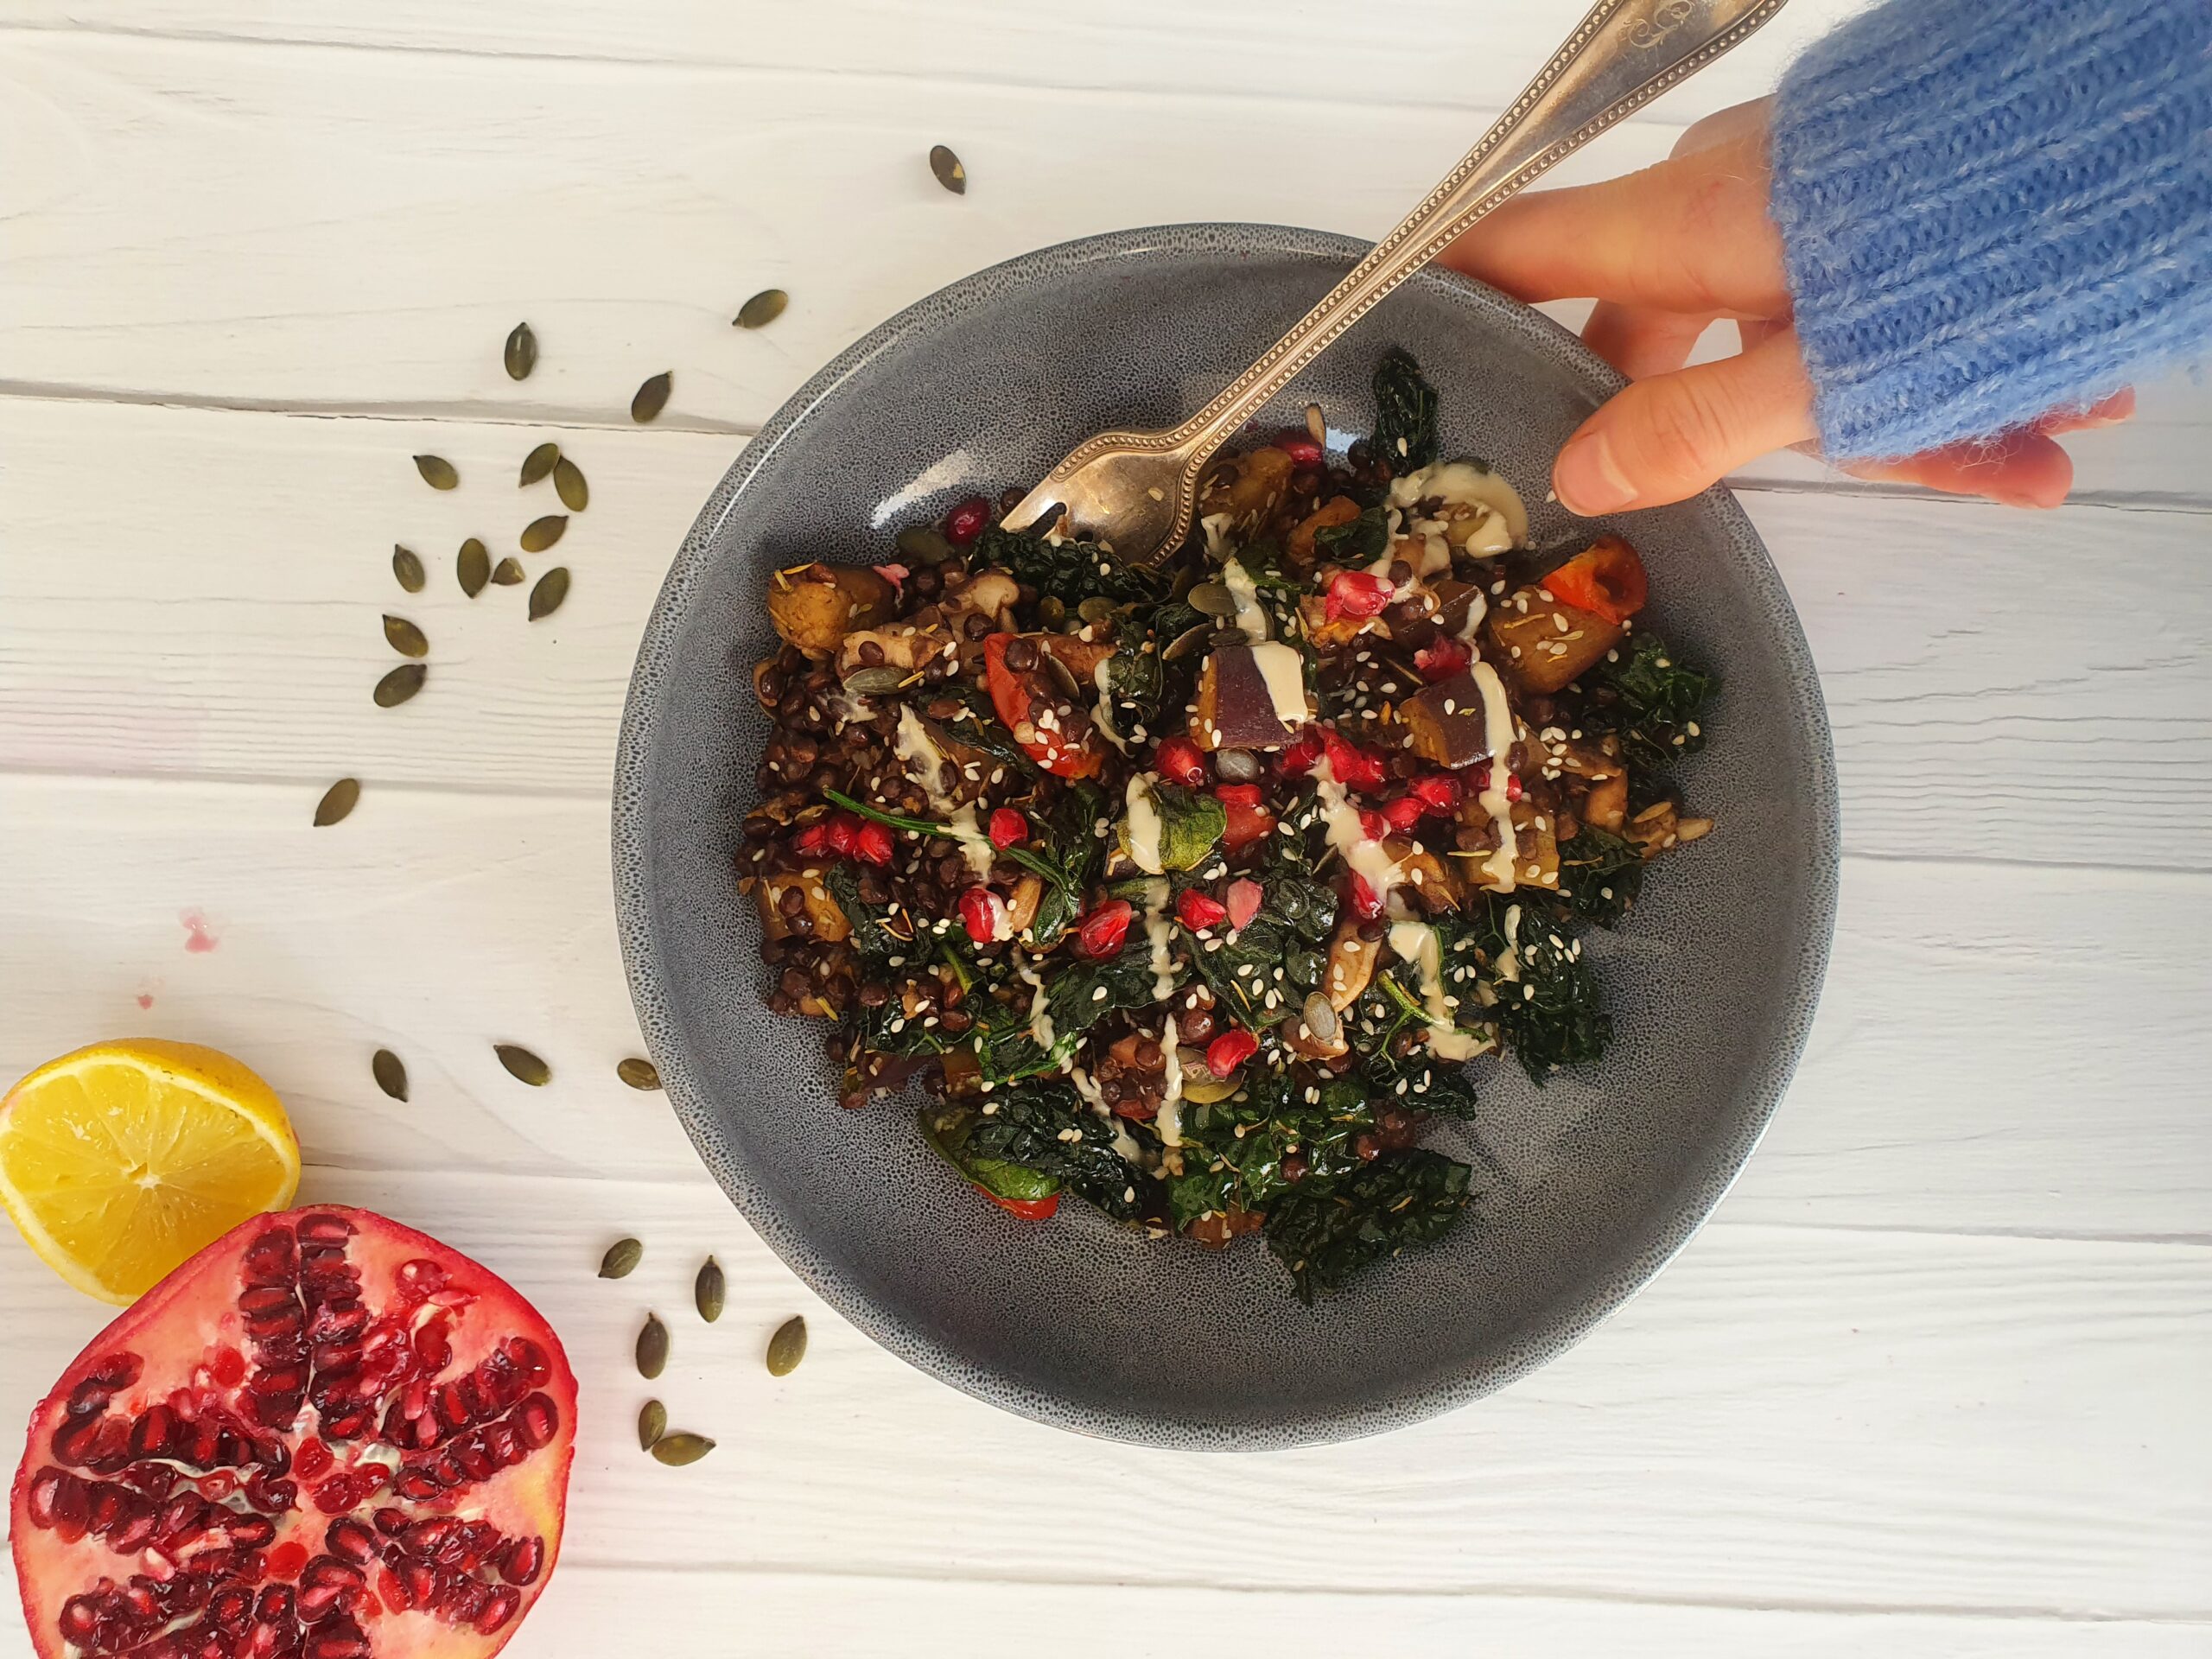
[766, 1315, 807, 1376]
[413, 454, 458, 490]
[373, 664, 426, 708]
[391, 545, 425, 593]
[928, 144, 967, 194]
[314, 778, 360, 826]
[617, 1057, 661, 1091]
[495, 1043, 550, 1085]
[371, 1048, 408, 1103]
[528, 566, 569, 621]
[734, 290, 786, 330]
[599, 1237, 643, 1280]
[382, 615, 429, 658]
[491, 556, 525, 586]
[519, 515, 567, 553]
[458, 537, 491, 597]
[695, 1257, 725, 1324]
[650, 1432, 713, 1466]
[636, 1313, 669, 1379]
[504, 321, 537, 381]
[519, 442, 560, 486]
[631, 372, 671, 423]
[553, 457, 588, 512]
[638, 1400, 666, 1452]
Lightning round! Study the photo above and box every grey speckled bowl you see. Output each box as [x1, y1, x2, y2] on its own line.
[614, 225, 1838, 1449]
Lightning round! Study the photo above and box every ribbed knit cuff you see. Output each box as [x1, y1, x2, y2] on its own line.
[1768, 0, 2212, 463]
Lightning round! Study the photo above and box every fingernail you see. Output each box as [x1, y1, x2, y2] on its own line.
[1554, 430, 1637, 516]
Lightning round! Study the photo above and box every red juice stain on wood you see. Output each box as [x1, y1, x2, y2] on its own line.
[136, 993, 154, 1010]
[180, 909, 219, 953]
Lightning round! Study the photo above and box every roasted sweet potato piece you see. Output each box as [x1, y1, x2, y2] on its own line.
[1287, 494, 1363, 563]
[1321, 920, 1380, 1011]
[767, 563, 895, 657]
[1193, 643, 1310, 751]
[1198, 446, 1295, 528]
[1485, 586, 1623, 695]
[1582, 772, 1628, 832]
[754, 868, 851, 945]
[1400, 671, 1494, 770]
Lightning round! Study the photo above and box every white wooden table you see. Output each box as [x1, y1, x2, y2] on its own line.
[3, 3, 2209, 1654]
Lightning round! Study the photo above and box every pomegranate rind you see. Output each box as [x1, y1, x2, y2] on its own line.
[10, 1203, 575, 1659]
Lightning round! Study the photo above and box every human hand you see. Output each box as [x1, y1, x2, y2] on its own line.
[1439, 99, 2133, 514]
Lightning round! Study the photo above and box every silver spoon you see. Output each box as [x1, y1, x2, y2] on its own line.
[1000, 0, 1789, 562]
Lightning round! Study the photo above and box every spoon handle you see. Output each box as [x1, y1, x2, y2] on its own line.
[1173, 0, 1789, 466]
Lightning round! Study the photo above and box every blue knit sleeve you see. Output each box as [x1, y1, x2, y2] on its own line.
[1767, 0, 2212, 463]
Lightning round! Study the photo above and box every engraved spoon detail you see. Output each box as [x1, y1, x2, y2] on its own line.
[999, 0, 1790, 562]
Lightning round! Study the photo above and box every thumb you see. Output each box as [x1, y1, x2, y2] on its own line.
[1553, 327, 1817, 514]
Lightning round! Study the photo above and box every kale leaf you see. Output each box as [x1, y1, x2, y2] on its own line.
[1343, 918, 1486, 1117]
[970, 935, 1157, 1084]
[922, 1084, 1154, 1221]
[971, 524, 1160, 607]
[1313, 504, 1389, 564]
[1167, 1072, 1376, 1227]
[1182, 864, 1336, 1027]
[1371, 349, 1440, 473]
[1478, 898, 1610, 1084]
[1117, 781, 1225, 873]
[1023, 779, 1107, 949]
[823, 864, 902, 963]
[1553, 825, 1643, 927]
[1592, 632, 1714, 771]
[1262, 1149, 1471, 1302]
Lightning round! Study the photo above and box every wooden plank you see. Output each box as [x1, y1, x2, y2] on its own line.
[7, 398, 2210, 866]
[2, 773, 2207, 1235]
[7, 1562, 2204, 1659]
[0, 1168, 2204, 1614]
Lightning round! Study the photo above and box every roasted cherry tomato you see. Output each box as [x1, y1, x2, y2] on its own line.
[1214, 783, 1276, 851]
[1540, 535, 1649, 626]
[977, 1188, 1060, 1221]
[984, 633, 1100, 779]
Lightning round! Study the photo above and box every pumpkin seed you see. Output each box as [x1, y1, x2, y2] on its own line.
[491, 556, 525, 586]
[495, 1043, 550, 1086]
[519, 514, 567, 554]
[1037, 596, 1065, 628]
[519, 442, 560, 486]
[371, 1048, 408, 1103]
[1162, 622, 1212, 663]
[631, 372, 671, 423]
[1043, 651, 1083, 701]
[553, 457, 588, 512]
[413, 454, 458, 491]
[314, 778, 361, 826]
[599, 1237, 643, 1280]
[373, 664, 426, 708]
[635, 1313, 669, 1379]
[649, 1432, 714, 1466]
[382, 614, 428, 658]
[637, 1400, 666, 1452]
[734, 290, 786, 330]
[893, 524, 954, 565]
[617, 1057, 662, 1091]
[1301, 991, 1340, 1045]
[928, 143, 967, 195]
[1211, 626, 1249, 649]
[841, 665, 906, 696]
[695, 1256, 725, 1324]
[1077, 597, 1117, 625]
[458, 538, 491, 598]
[766, 1315, 807, 1376]
[1306, 402, 1326, 446]
[528, 566, 569, 621]
[504, 321, 537, 381]
[1185, 582, 1236, 618]
[392, 545, 425, 594]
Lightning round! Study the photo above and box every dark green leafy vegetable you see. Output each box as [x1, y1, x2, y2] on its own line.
[1344, 919, 1487, 1116]
[1262, 1149, 1471, 1302]
[971, 935, 1156, 1083]
[1313, 504, 1389, 564]
[1591, 632, 1714, 770]
[971, 524, 1160, 607]
[1478, 899, 1609, 1083]
[1183, 869, 1336, 1024]
[823, 865, 904, 961]
[1167, 1073, 1376, 1228]
[923, 1083, 1154, 1220]
[1371, 349, 1440, 473]
[1554, 825, 1644, 926]
[1118, 782, 1224, 873]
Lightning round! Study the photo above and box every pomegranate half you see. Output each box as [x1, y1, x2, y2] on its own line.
[10, 1205, 576, 1659]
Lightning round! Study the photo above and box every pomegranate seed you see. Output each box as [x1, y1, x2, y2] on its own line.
[1213, 782, 1263, 809]
[292, 1438, 332, 1482]
[1275, 727, 1325, 779]
[853, 820, 894, 866]
[1472, 761, 1523, 803]
[1205, 1028, 1258, 1078]
[986, 808, 1028, 849]
[1279, 435, 1323, 467]
[791, 822, 832, 859]
[209, 1348, 247, 1389]
[1349, 873, 1384, 921]
[1176, 888, 1228, 931]
[943, 495, 991, 547]
[476, 1586, 524, 1634]
[514, 1393, 559, 1450]
[500, 1535, 545, 1587]
[1077, 899, 1134, 959]
[823, 812, 861, 856]
[1324, 569, 1393, 620]
[1414, 637, 1471, 682]
[1409, 772, 1464, 813]
[957, 886, 1010, 944]
[394, 1257, 447, 1300]
[1379, 796, 1426, 834]
[1319, 728, 1388, 791]
[324, 1518, 378, 1566]
[1219, 881, 1263, 935]
[1153, 735, 1209, 786]
[377, 1567, 411, 1613]
[1357, 809, 1389, 842]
